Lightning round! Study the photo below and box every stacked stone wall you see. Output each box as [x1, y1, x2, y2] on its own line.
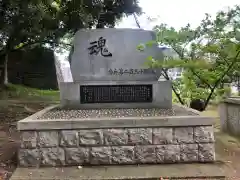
[19, 126, 215, 167]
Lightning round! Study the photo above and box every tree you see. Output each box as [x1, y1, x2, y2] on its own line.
[0, 0, 142, 86]
[91, 0, 142, 28]
[145, 5, 240, 110]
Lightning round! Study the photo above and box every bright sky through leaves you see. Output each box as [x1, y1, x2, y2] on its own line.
[117, 0, 240, 30]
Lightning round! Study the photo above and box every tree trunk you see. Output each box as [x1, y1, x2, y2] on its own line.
[237, 79, 240, 96]
[96, 13, 104, 29]
[4, 53, 9, 85]
[133, 13, 141, 28]
[161, 69, 185, 105]
[96, 21, 104, 28]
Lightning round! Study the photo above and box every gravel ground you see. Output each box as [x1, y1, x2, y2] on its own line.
[37, 104, 198, 119]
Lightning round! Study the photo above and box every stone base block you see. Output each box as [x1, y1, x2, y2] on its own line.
[17, 105, 216, 167]
[18, 126, 215, 167]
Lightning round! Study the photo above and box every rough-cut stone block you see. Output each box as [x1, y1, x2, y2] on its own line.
[20, 131, 37, 148]
[174, 127, 193, 143]
[60, 130, 78, 147]
[180, 144, 198, 162]
[153, 128, 173, 144]
[18, 149, 40, 167]
[112, 146, 134, 164]
[90, 147, 111, 164]
[38, 131, 58, 147]
[164, 145, 180, 163]
[135, 145, 156, 163]
[194, 126, 214, 143]
[155, 145, 164, 163]
[227, 105, 240, 135]
[103, 129, 128, 145]
[65, 148, 89, 165]
[40, 148, 65, 166]
[199, 143, 215, 162]
[128, 128, 152, 145]
[156, 145, 180, 163]
[79, 130, 103, 145]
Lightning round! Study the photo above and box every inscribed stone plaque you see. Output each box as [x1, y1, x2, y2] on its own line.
[80, 84, 152, 103]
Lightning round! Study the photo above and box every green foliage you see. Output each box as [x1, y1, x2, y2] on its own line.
[0, 0, 142, 84]
[172, 90, 179, 103]
[147, 5, 240, 110]
[0, 0, 142, 56]
[0, 84, 59, 101]
[172, 70, 226, 105]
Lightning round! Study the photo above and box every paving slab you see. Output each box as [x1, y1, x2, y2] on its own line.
[10, 163, 226, 180]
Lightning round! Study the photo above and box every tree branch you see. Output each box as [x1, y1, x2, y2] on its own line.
[162, 68, 185, 105]
[0, 39, 72, 58]
[190, 69, 214, 90]
[171, 46, 214, 90]
[204, 48, 240, 109]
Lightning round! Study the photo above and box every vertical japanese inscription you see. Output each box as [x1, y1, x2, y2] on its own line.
[88, 37, 112, 57]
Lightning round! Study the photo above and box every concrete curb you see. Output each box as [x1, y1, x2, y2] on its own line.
[10, 163, 226, 180]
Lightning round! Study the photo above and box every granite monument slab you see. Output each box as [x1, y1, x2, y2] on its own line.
[57, 28, 172, 109]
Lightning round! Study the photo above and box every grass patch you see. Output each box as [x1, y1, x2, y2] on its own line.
[0, 84, 59, 124]
[0, 84, 59, 101]
[201, 105, 219, 117]
[200, 105, 220, 129]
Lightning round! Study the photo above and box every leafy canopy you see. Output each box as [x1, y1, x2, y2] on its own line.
[0, 0, 142, 55]
[145, 5, 240, 108]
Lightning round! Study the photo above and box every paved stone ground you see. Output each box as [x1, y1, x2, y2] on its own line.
[0, 101, 48, 180]
[10, 163, 226, 180]
[213, 131, 240, 179]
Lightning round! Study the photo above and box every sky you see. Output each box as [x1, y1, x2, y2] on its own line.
[116, 0, 240, 30]
[57, 0, 239, 62]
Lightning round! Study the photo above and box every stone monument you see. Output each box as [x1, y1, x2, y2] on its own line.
[17, 28, 216, 169]
[54, 54, 73, 86]
[60, 28, 172, 109]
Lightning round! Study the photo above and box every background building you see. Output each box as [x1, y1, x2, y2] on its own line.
[159, 46, 183, 80]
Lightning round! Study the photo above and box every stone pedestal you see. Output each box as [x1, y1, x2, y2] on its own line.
[18, 104, 215, 167]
